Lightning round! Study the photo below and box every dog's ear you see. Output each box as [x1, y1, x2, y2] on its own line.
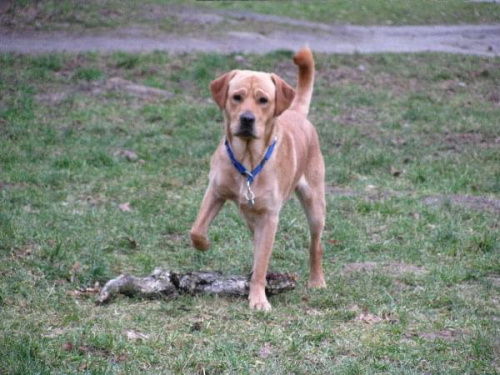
[210, 71, 237, 110]
[271, 74, 295, 116]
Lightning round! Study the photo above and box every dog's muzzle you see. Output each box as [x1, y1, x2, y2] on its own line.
[235, 111, 256, 138]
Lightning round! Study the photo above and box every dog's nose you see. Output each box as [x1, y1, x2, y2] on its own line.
[239, 111, 255, 128]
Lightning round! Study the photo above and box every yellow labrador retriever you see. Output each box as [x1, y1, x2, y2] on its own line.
[190, 47, 325, 310]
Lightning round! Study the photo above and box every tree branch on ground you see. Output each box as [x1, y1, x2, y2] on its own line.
[99, 268, 298, 303]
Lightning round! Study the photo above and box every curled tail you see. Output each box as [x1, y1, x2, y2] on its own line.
[290, 47, 315, 116]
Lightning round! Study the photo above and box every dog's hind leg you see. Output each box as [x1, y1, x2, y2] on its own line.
[190, 186, 225, 251]
[296, 175, 326, 288]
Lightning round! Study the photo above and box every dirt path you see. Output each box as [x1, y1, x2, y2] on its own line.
[1, 7, 499, 56]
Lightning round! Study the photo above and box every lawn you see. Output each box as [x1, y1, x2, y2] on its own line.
[2, 0, 500, 32]
[0, 50, 499, 373]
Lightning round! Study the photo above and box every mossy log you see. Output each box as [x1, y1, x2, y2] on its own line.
[99, 268, 298, 303]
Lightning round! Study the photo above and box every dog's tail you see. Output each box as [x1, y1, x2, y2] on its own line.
[290, 47, 314, 116]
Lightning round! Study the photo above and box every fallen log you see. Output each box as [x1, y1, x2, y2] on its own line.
[99, 268, 298, 303]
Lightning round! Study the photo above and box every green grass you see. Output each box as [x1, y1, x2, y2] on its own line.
[1, 50, 499, 373]
[2, 0, 500, 32]
[203, 0, 500, 26]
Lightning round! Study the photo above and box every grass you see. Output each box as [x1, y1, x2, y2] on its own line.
[2, 0, 500, 32]
[203, 0, 500, 26]
[1, 50, 499, 373]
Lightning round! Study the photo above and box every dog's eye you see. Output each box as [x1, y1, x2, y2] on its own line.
[233, 94, 242, 103]
[258, 97, 268, 105]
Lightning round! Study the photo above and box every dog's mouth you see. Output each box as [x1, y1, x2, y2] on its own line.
[234, 129, 257, 139]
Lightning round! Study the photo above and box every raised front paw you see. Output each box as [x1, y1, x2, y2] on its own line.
[190, 231, 211, 251]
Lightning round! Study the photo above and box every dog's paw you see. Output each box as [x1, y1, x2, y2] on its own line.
[249, 292, 272, 311]
[249, 298, 272, 311]
[307, 278, 326, 288]
[190, 232, 211, 251]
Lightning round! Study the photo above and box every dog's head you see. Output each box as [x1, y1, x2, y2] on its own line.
[210, 70, 295, 140]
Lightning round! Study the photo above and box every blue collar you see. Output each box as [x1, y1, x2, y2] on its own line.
[224, 137, 278, 185]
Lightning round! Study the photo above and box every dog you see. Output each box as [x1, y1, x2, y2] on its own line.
[190, 47, 326, 310]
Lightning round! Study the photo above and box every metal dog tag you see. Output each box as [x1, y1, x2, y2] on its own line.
[245, 181, 255, 207]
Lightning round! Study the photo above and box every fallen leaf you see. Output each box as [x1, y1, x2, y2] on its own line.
[128, 237, 137, 249]
[114, 149, 138, 162]
[43, 327, 66, 338]
[113, 354, 129, 363]
[381, 311, 399, 324]
[305, 308, 323, 316]
[355, 312, 383, 324]
[390, 166, 402, 177]
[66, 287, 99, 297]
[190, 322, 202, 332]
[368, 225, 387, 234]
[391, 138, 406, 146]
[258, 342, 272, 359]
[124, 150, 138, 161]
[119, 202, 132, 212]
[62, 342, 73, 351]
[125, 330, 150, 342]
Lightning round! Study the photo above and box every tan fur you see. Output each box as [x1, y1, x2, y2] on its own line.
[191, 47, 325, 311]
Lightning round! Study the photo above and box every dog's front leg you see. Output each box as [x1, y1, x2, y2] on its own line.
[248, 213, 279, 311]
[190, 185, 225, 251]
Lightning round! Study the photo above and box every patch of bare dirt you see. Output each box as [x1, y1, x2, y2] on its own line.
[163, 6, 225, 26]
[0, 181, 27, 190]
[417, 329, 464, 342]
[326, 187, 363, 198]
[343, 261, 378, 274]
[321, 66, 368, 85]
[318, 61, 423, 97]
[442, 131, 500, 149]
[11, 241, 40, 260]
[375, 73, 423, 96]
[487, 275, 500, 288]
[423, 195, 500, 214]
[165, 233, 186, 243]
[355, 311, 399, 324]
[327, 186, 401, 201]
[327, 186, 500, 214]
[343, 261, 427, 276]
[384, 262, 428, 276]
[333, 107, 380, 127]
[36, 77, 173, 104]
[403, 329, 467, 342]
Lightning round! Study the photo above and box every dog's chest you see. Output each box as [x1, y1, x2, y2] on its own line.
[236, 179, 280, 214]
